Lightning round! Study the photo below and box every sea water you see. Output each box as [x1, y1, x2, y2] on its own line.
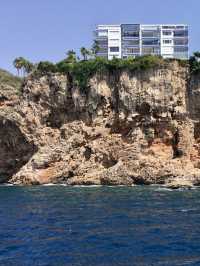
[0, 185, 200, 266]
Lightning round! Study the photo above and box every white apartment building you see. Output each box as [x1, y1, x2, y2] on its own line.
[95, 25, 121, 60]
[95, 24, 189, 60]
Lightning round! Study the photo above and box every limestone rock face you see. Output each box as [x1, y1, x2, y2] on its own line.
[2, 61, 200, 185]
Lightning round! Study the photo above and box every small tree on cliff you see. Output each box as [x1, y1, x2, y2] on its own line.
[80, 47, 90, 61]
[92, 40, 100, 57]
[37, 61, 57, 74]
[194, 52, 200, 59]
[13, 57, 24, 76]
[66, 50, 77, 63]
[13, 57, 34, 76]
[24, 60, 34, 74]
[190, 52, 200, 73]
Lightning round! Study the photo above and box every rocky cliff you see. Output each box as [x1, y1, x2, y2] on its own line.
[1, 61, 200, 186]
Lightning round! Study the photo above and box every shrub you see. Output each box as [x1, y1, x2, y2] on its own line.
[189, 53, 200, 74]
[34, 55, 173, 88]
[69, 56, 163, 88]
[37, 61, 57, 74]
[71, 58, 108, 88]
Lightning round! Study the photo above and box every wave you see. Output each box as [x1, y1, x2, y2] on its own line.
[0, 183, 14, 186]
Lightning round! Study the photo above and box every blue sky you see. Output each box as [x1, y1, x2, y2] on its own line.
[0, 0, 198, 73]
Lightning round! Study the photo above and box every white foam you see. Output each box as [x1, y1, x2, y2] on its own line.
[0, 183, 14, 186]
[181, 208, 198, 212]
[42, 183, 58, 186]
[155, 187, 174, 191]
[73, 185, 103, 188]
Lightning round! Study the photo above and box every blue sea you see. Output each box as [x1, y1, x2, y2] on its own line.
[0, 185, 200, 266]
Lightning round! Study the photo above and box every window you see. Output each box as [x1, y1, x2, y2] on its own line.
[98, 40, 108, 47]
[123, 31, 139, 37]
[125, 48, 140, 54]
[142, 31, 159, 38]
[123, 40, 139, 46]
[121, 24, 140, 37]
[174, 46, 188, 53]
[162, 26, 175, 29]
[176, 26, 184, 29]
[174, 30, 188, 37]
[99, 48, 108, 53]
[110, 39, 119, 41]
[174, 39, 188, 45]
[163, 31, 172, 36]
[97, 30, 108, 37]
[110, 30, 119, 33]
[142, 47, 160, 54]
[142, 39, 159, 45]
[110, 47, 119, 52]
[163, 39, 172, 44]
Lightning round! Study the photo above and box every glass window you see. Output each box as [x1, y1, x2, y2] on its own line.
[123, 31, 139, 37]
[125, 48, 140, 54]
[109, 47, 119, 52]
[174, 39, 188, 45]
[98, 40, 108, 46]
[174, 46, 188, 53]
[110, 30, 120, 33]
[174, 30, 188, 37]
[163, 39, 172, 44]
[99, 48, 108, 53]
[142, 31, 159, 38]
[98, 30, 108, 37]
[123, 40, 139, 46]
[121, 24, 140, 38]
[174, 53, 188, 59]
[176, 26, 184, 29]
[142, 39, 159, 45]
[162, 26, 176, 29]
[142, 47, 160, 54]
[163, 31, 172, 36]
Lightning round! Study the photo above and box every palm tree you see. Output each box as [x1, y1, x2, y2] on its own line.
[66, 50, 76, 63]
[19, 57, 29, 76]
[80, 47, 87, 60]
[13, 57, 24, 76]
[24, 61, 34, 74]
[92, 40, 100, 57]
[13, 57, 34, 76]
[194, 52, 200, 58]
[80, 47, 91, 61]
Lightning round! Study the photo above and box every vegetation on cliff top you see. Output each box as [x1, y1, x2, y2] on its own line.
[33, 55, 187, 88]
[28, 55, 166, 88]
[12, 44, 200, 89]
[0, 69, 22, 91]
[189, 52, 200, 74]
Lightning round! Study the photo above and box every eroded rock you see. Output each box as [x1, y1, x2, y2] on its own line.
[1, 61, 200, 185]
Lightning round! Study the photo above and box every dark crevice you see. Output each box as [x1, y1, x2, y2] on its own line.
[0, 120, 37, 182]
[172, 130, 183, 158]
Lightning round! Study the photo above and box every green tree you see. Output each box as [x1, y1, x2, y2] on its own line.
[189, 52, 200, 73]
[80, 47, 90, 61]
[13, 57, 25, 76]
[37, 61, 57, 74]
[92, 40, 100, 57]
[14, 57, 34, 76]
[66, 50, 77, 63]
[24, 61, 34, 74]
[194, 52, 200, 58]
